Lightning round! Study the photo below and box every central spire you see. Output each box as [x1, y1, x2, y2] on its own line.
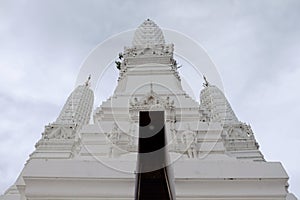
[132, 19, 165, 46]
[115, 20, 180, 94]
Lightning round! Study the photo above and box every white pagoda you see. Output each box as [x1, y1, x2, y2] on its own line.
[1, 19, 297, 200]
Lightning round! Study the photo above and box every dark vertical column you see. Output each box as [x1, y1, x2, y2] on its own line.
[135, 111, 175, 200]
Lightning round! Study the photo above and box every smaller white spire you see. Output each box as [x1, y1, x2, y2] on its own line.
[200, 83, 238, 124]
[56, 80, 94, 128]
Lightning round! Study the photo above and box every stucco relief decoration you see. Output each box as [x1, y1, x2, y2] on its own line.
[42, 124, 76, 140]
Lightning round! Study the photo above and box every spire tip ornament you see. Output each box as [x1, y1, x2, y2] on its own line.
[203, 75, 209, 87]
[150, 82, 153, 93]
[85, 74, 91, 87]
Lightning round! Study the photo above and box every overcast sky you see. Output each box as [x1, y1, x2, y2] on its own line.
[0, 0, 299, 197]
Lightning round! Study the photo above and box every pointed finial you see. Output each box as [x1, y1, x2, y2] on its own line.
[150, 82, 153, 93]
[85, 74, 91, 87]
[203, 75, 209, 87]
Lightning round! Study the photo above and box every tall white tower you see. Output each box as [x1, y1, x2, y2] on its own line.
[1, 19, 297, 200]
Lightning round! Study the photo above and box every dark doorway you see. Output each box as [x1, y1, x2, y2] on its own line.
[135, 111, 175, 200]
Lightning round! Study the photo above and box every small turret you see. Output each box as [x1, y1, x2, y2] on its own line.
[56, 79, 94, 130]
[30, 77, 94, 159]
[200, 77, 264, 161]
[200, 77, 238, 124]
